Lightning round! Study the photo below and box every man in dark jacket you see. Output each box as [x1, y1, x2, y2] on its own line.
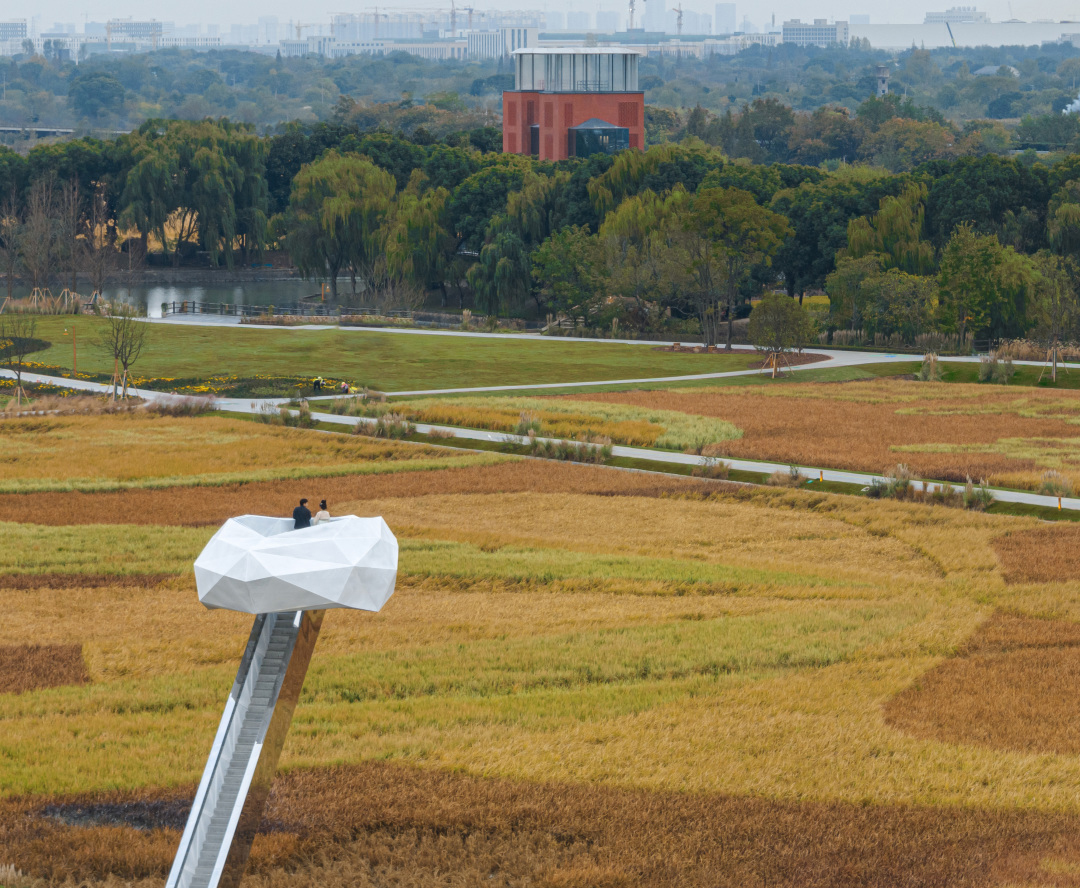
[293, 498, 312, 529]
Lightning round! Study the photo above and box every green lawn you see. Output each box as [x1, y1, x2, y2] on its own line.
[28, 318, 757, 393]
[863, 360, 1080, 389]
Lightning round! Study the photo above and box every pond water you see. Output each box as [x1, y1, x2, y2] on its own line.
[3, 280, 321, 318]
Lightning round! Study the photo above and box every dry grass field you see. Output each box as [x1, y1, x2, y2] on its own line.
[8, 410, 1080, 887]
[572, 378, 1080, 490]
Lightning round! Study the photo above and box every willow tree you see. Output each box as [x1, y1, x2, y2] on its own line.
[681, 186, 791, 350]
[384, 172, 453, 300]
[1048, 180, 1080, 260]
[1031, 252, 1080, 381]
[119, 119, 268, 268]
[846, 183, 936, 275]
[598, 187, 690, 333]
[118, 124, 178, 261]
[284, 151, 395, 300]
[939, 223, 1035, 342]
[467, 170, 569, 316]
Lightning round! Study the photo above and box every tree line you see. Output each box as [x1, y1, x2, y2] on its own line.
[7, 119, 1080, 348]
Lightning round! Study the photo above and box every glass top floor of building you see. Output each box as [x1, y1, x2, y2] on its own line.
[511, 47, 641, 93]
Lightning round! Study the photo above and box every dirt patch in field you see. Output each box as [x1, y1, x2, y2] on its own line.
[886, 612, 1080, 756]
[7, 762, 1080, 887]
[992, 525, 1080, 584]
[0, 644, 89, 695]
[571, 382, 1080, 488]
[0, 461, 712, 527]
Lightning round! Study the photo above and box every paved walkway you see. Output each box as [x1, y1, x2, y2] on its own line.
[6, 362, 1080, 514]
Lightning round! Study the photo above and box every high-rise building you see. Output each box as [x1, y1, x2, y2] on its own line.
[468, 27, 538, 58]
[781, 18, 849, 46]
[850, 14, 870, 24]
[567, 11, 592, 29]
[714, 3, 736, 34]
[596, 10, 621, 31]
[257, 16, 279, 44]
[643, 0, 666, 32]
[0, 20, 27, 40]
[503, 47, 645, 160]
[546, 10, 565, 29]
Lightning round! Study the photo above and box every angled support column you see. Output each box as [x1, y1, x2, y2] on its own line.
[218, 608, 324, 888]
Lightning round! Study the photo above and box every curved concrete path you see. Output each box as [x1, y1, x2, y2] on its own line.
[6, 365, 1077, 514]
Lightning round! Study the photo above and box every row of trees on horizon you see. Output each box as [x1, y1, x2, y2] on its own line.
[5, 118, 1080, 348]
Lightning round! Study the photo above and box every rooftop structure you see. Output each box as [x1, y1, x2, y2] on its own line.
[503, 47, 644, 160]
[781, 18, 849, 47]
[513, 46, 640, 92]
[925, 6, 990, 23]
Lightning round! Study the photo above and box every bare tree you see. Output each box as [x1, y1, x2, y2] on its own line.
[0, 190, 19, 302]
[58, 178, 83, 293]
[20, 177, 58, 292]
[98, 304, 149, 400]
[0, 311, 38, 405]
[83, 182, 116, 296]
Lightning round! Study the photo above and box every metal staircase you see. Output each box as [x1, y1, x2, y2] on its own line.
[166, 610, 320, 888]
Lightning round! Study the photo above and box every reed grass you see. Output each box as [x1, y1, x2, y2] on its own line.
[335, 395, 742, 450]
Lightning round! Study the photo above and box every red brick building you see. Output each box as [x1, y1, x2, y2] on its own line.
[502, 48, 645, 160]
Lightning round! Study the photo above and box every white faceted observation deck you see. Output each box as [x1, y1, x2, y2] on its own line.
[194, 515, 398, 614]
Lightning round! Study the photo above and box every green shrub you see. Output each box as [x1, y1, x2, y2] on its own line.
[354, 413, 415, 439]
[514, 411, 542, 436]
[963, 478, 994, 511]
[525, 432, 612, 464]
[918, 353, 942, 382]
[993, 357, 1016, 384]
[868, 463, 915, 499]
[1039, 470, 1073, 498]
[692, 456, 729, 480]
[767, 465, 803, 487]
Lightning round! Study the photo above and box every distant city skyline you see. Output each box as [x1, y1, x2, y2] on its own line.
[17, 0, 1080, 30]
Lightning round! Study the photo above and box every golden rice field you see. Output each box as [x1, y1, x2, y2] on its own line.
[0, 412, 501, 492]
[6, 409, 1080, 887]
[569, 377, 1080, 490]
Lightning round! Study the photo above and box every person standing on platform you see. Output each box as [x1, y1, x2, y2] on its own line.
[293, 498, 312, 529]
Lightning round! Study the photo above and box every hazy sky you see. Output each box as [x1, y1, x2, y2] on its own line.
[25, 0, 1080, 30]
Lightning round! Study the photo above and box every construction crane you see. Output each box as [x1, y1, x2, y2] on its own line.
[462, 5, 475, 30]
[293, 21, 320, 39]
[450, 0, 456, 35]
[675, 3, 683, 35]
[628, 0, 636, 29]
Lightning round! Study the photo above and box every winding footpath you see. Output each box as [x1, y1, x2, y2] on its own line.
[5, 320, 1080, 514]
